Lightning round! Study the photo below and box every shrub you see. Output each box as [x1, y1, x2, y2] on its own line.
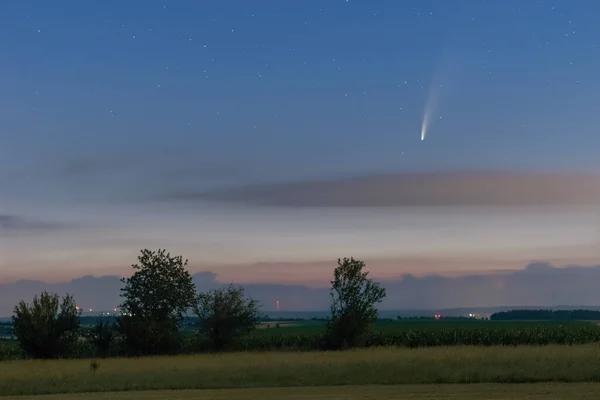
[195, 284, 261, 351]
[83, 320, 115, 358]
[12, 291, 80, 359]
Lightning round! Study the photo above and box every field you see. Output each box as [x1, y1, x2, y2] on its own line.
[5, 384, 600, 400]
[207, 319, 600, 350]
[3, 319, 600, 360]
[4, 320, 600, 398]
[5, 345, 600, 396]
[251, 318, 594, 335]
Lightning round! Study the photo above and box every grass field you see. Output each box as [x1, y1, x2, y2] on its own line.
[5, 383, 600, 400]
[4, 345, 600, 396]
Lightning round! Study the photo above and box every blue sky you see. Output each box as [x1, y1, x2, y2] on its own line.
[1, 1, 599, 289]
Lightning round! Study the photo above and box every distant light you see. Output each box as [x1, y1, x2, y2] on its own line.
[114, 308, 117, 312]
[89, 308, 93, 312]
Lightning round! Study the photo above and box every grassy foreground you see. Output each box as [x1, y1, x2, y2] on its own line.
[4, 345, 600, 396]
[5, 384, 600, 400]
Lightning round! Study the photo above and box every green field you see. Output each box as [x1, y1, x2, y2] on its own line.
[5, 383, 600, 400]
[252, 319, 593, 335]
[227, 319, 600, 350]
[4, 321, 600, 398]
[3, 319, 600, 360]
[5, 345, 600, 396]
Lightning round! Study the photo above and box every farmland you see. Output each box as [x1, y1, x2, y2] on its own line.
[3, 318, 600, 361]
[4, 345, 600, 396]
[5, 307, 600, 397]
[251, 318, 594, 335]
[232, 318, 600, 349]
[4, 319, 600, 397]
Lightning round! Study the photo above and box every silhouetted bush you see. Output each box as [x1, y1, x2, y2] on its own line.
[195, 284, 261, 351]
[12, 292, 80, 359]
[83, 320, 115, 358]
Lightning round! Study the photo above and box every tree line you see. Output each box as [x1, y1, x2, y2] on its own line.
[11, 249, 386, 359]
[490, 309, 600, 321]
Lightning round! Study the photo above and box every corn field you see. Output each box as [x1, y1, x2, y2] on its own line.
[3, 323, 600, 360]
[235, 325, 600, 350]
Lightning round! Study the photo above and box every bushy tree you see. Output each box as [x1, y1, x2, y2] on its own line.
[83, 320, 115, 358]
[325, 257, 386, 349]
[116, 249, 196, 355]
[195, 284, 261, 351]
[12, 291, 80, 359]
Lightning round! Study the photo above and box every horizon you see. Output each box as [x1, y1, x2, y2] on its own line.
[3, 260, 600, 316]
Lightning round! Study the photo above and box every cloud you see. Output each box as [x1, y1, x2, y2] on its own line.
[0, 215, 72, 236]
[157, 170, 600, 208]
[1, 151, 271, 207]
[2, 262, 600, 316]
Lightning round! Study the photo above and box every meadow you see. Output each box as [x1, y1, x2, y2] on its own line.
[4, 345, 600, 396]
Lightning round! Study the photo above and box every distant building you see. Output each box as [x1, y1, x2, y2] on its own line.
[466, 312, 492, 320]
[79, 310, 121, 317]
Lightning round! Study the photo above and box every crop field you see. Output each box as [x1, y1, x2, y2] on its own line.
[243, 319, 600, 348]
[251, 319, 594, 336]
[4, 346, 600, 396]
[4, 322, 600, 398]
[3, 319, 600, 360]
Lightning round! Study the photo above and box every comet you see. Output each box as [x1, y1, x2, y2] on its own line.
[419, 42, 458, 141]
[420, 81, 439, 141]
[420, 108, 429, 141]
[420, 51, 452, 142]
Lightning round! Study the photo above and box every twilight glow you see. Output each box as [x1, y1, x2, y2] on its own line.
[1, 1, 600, 312]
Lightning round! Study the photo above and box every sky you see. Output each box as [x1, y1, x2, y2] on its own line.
[1, 1, 599, 309]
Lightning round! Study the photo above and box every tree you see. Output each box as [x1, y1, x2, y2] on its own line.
[195, 284, 261, 351]
[325, 257, 386, 349]
[116, 249, 197, 355]
[12, 291, 80, 359]
[83, 320, 115, 358]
